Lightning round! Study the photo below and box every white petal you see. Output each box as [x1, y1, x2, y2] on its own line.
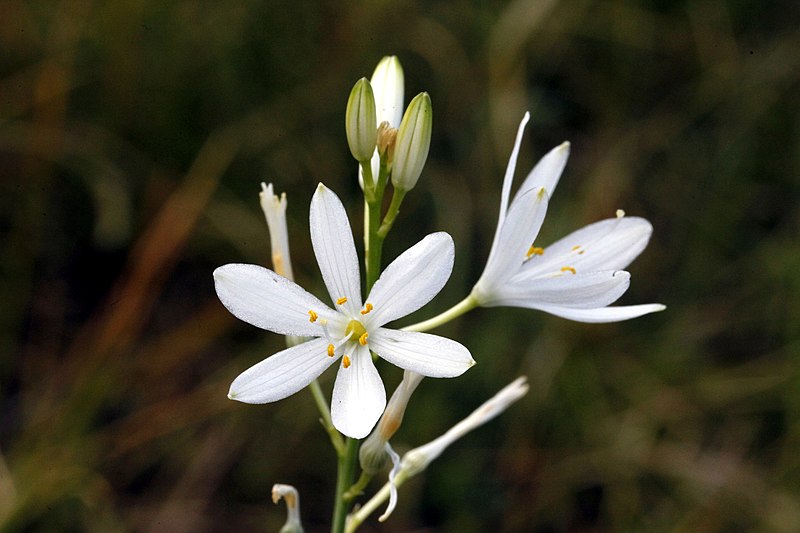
[371, 55, 404, 130]
[495, 270, 631, 309]
[365, 232, 454, 327]
[214, 264, 333, 336]
[489, 112, 530, 260]
[524, 216, 653, 276]
[530, 303, 666, 323]
[310, 184, 363, 315]
[370, 328, 475, 378]
[515, 141, 570, 201]
[330, 344, 386, 438]
[228, 338, 337, 403]
[473, 187, 549, 301]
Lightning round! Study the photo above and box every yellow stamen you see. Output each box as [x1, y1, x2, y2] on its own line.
[616, 209, 626, 218]
[342, 355, 351, 369]
[327, 344, 335, 357]
[571, 245, 581, 251]
[360, 303, 374, 315]
[336, 296, 348, 305]
[526, 246, 544, 258]
[308, 310, 318, 322]
[561, 266, 577, 274]
[358, 332, 369, 346]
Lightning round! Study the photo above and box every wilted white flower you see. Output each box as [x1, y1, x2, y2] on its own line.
[272, 484, 304, 533]
[215, 184, 475, 439]
[260, 182, 294, 281]
[471, 112, 665, 323]
[380, 377, 530, 521]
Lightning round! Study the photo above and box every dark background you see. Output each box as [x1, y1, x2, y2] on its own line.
[1, 0, 799, 531]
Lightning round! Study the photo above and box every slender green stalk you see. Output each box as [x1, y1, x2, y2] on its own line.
[402, 294, 479, 332]
[377, 188, 406, 238]
[345, 470, 411, 533]
[331, 437, 360, 533]
[343, 471, 373, 501]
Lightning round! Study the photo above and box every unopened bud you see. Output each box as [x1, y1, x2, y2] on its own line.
[345, 78, 377, 162]
[391, 92, 432, 191]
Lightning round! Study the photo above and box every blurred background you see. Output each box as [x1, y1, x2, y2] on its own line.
[2, 0, 799, 531]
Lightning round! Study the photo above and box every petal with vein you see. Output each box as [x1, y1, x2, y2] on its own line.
[497, 270, 631, 309]
[474, 187, 549, 299]
[516, 141, 570, 201]
[310, 184, 363, 315]
[366, 232, 454, 327]
[525, 216, 652, 275]
[214, 264, 332, 336]
[330, 344, 386, 439]
[529, 303, 666, 323]
[228, 338, 337, 403]
[370, 328, 475, 378]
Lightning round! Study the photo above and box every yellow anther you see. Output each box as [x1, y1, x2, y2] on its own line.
[526, 246, 544, 258]
[616, 209, 626, 218]
[342, 355, 352, 369]
[358, 332, 369, 346]
[336, 296, 348, 305]
[560, 266, 577, 274]
[571, 245, 581, 251]
[360, 303, 374, 315]
[327, 344, 335, 357]
[308, 310, 318, 322]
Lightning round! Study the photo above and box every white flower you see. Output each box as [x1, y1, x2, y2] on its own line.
[214, 184, 475, 438]
[471, 112, 665, 323]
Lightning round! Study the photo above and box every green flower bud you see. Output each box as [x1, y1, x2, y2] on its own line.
[345, 78, 378, 162]
[391, 92, 432, 191]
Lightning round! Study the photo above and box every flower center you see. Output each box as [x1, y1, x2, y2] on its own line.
[345, 319, 368, 344]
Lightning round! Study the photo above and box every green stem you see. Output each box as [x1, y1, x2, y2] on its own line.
[331, 438, 360, 533]
[402, 294, 479, 332]
[345, 470, 412, 533]
[343, 471, 373, 501]
[332, 171, 388, 533]
[377, 188, 406, 238]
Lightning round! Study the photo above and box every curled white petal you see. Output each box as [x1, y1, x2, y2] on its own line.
[370, 329, 475, 378]
[331, 344, 386, 439]
[214, 264, 332, 337]
[229, 338, 337, 403]
[310, 184, 363, 315]
[531, 303, 666, 323]
[379, 442, 402, 522]
[366, 232, 455, 327]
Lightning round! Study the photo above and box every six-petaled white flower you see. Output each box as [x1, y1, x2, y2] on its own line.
[214, 184, 475, 439]
[471, 112, 665, 322]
